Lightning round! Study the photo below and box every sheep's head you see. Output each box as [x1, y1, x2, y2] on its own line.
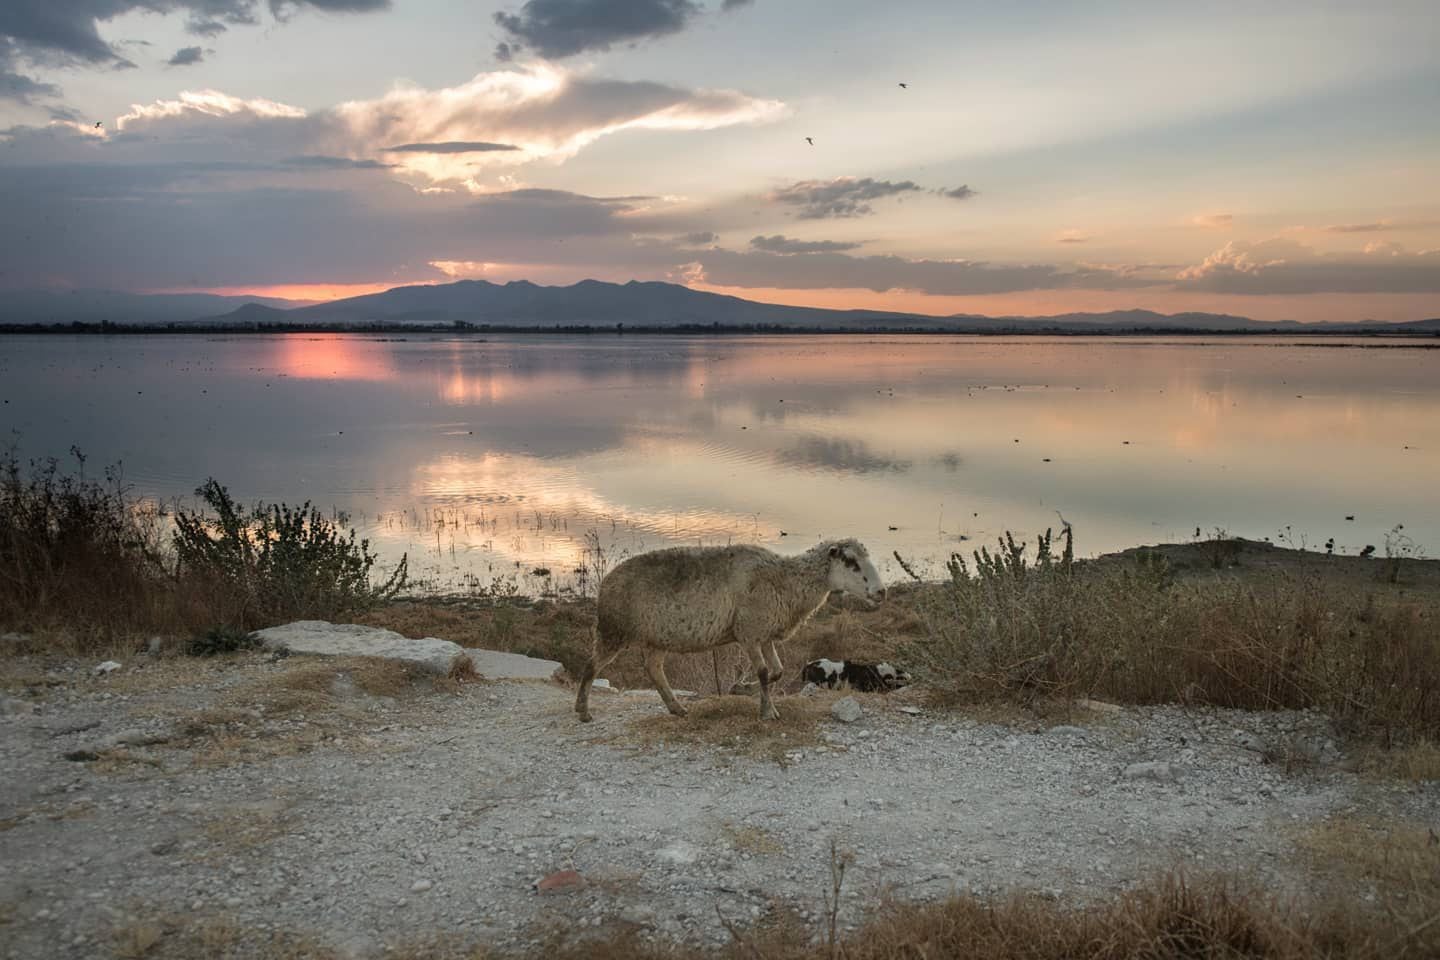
[823, 539, 885, 599]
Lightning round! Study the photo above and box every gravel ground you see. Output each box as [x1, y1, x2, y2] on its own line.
[1, 651, 1435, 959]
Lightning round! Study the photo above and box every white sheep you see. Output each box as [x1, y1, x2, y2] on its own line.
[574, 538, 884, 722]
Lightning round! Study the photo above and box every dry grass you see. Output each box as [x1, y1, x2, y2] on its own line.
[94, 863, 1440, 960]
[720, 822, 784, 856]
[627, 693, 833, 764]
[1357, 740, 1440, 782]
[198, 800, 296, 859]
[902, 533, 1440, 749]
[109, 913, 339, 960]
[1299, 816, 1440, 907]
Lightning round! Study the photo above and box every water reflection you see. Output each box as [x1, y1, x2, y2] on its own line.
[1, 334, 1435, 591]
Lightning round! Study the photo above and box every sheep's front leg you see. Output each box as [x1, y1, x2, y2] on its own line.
[745, 644, 781, 720]
[644, 649, 688, 717]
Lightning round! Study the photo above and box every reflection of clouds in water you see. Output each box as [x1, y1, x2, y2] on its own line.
[9, 334, 1439, 588]
[390, 450, 767, 571]
[778, 436, 911, 474]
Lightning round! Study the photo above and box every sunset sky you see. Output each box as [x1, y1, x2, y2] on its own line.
[2, 0, 1438, 321]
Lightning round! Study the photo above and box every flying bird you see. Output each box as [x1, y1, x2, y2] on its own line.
[94, 121, 102, 128]
[805, 137, 814, 146]
[898, 82, 909, 89]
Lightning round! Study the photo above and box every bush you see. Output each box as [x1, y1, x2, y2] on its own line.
[903, 529, 1440, 742]
[172, 480, 407, 629]
[0, 446, 172, 636]
[186, 624, 259, 657]
[0, 451, 410, 645]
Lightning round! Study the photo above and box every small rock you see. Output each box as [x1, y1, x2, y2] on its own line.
[620, 906, 656, 926]
[1123, 761, 1177, 782]
[150, 839, 178, 856]
[411, 879, 434, 893]
[830, 697, 863, 723]
[146, 637, 164, 656]
[1076, 698, 1123, 714]
[656, 841, 701, 865]
[93, 661, 122, 676]
[799, 682, 819, 697]
[536, 870, 585, 894]
[898, 706, 922, 715]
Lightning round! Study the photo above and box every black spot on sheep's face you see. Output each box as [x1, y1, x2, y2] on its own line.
[827, 540, 885, 599]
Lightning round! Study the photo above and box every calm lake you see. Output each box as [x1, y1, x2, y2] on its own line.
[2, 333, 1436, 592]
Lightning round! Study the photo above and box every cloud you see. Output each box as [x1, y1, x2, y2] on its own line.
[691, 247, 1152, 295]
[1176, 238, 1440, 294]
[493, 0, 703, 60]
[1056, 229, 1092, 244]
[750, 234, 863, 254]
[770, 177, 922, 220]
[0, 1, 388, 101]
[720, 0, 754, 9]
[0, 44, 58, 103]
[939, 185, 976, 201]
[677, 231, 717, 245]
[167, 46, 206, 67]
[281, 154, 394, 169]
[1191, 213, 1233, 228]
[95, 65, 779, 189]
[384, 141, 522, 154]
[1319, 221, 1392, 233]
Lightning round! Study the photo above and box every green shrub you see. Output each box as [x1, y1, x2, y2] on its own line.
[173, 480, 407, 630]
[186, 624, 259, 657]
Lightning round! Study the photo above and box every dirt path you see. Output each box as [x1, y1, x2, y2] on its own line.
[0, 653, 1434, 959]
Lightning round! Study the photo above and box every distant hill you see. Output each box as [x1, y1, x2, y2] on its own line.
[0, 289, 309, 326]
[4, 280, 1436, 334]
[235, 279, 928, 330]
[192, 280, 1436, 333]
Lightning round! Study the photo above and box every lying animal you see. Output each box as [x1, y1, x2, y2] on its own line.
[801, 658, 912, 692]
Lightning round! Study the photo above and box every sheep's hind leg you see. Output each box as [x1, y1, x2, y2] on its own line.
[575, 647, 621, 724]
[745, 644, 781, 721]
[764, 642, 783, 688]
[644, 649, 688, 717]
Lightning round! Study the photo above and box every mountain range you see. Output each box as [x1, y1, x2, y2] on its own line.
[2, 280, 1437, 334]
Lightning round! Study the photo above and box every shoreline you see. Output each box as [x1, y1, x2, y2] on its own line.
[3, 322, 1440, 339]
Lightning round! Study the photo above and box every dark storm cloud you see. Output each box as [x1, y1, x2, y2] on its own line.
[939, 184, 976, 200]
[167, 45, 205, 66]
[720, 0, 754, 9]
[383, 141, 522, 154]
[770, 177, 923, 219]
[492, 0, 703, 60]
[750, 234, 862, 254]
